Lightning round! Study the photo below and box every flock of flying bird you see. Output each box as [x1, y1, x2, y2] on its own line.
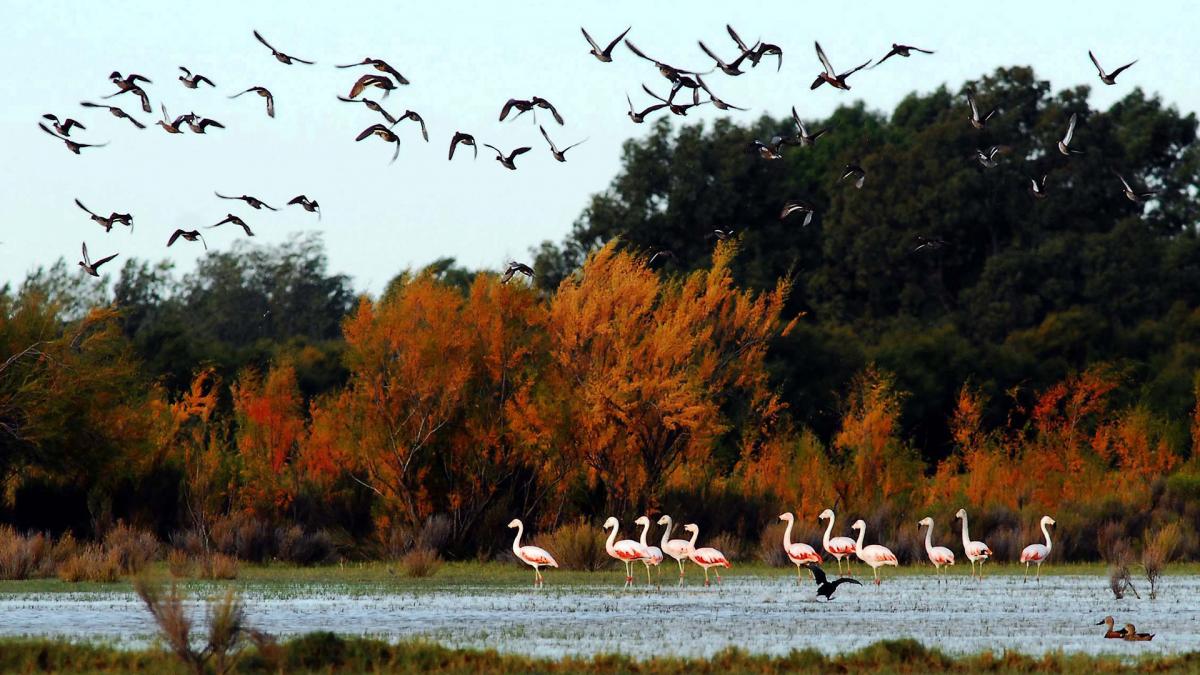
[41, 25, 1152, 282]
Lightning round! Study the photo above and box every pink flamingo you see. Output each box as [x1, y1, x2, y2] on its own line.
[917, 517, 955, 581]
[818, 508, 858, 575]
[656, 515, 693, 582]
[778, 512, 821, 582]
[507, 519, 558, 587]
[1020, 515, 1056, 583]
[603, 516, 648, 587]
[955, 508, 993, 580]
[635, 515, 664, 585]
[850, 519, 898, 585]
[682, 524, 730, 586]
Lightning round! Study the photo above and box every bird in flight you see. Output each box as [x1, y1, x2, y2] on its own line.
[753, 138, 785, 160]
[711, 228, 734, 241]
[1114, 170, 1158, 203]
[696, 75, 746, 111]
[581, 26, 631, 63]
[348, 74, 397, 99]
[42, 114, 85, 137]
[967, 90, 998, 130]
[39, 123, 106, 154]
[1088, 50, 1137, 85]
[336, 95, 398, 124]
[1028, 174, 1049, 199]
[698, 39, 757, 76]
[210, 214, 255, 236]
[355, 124, 402, 164]
[1057, 113, 1084, 155]
[288, 195, 321, 218]
[624, 39, 704, 92]
[540, 125, 586, 162]
[810, 42, 871, 90]
[780, 199, 817, 226]
[102, 81, 151, 114]
[802, 563, 863, 601]
[178, 66, 215, 88]
[789, 107, 830, 147]
[501, 262, 534, 284]
[913, 235, 950, 252]
[75, 198, 132, 233]
[395, 110, 429, 141]
[167, 229, 207, 250]
[335, 57, 409, 85]
[641, 84, 706, 116]
[648, 250, 675, 266]
[483, 144, 532, 170]
[182, 113, 225, 134]
[626, 92, 667, 124]
[975, 145, 1009, 168]
[215, 192, 277, 210]
[253, 30, 314, 64]
[80, 101, 146, 129]
[840, 164, 866, 189]
[157, 104, 189, 134]
[448, 131, 477, 160]
[230, 86, 275, 118]
[872, 43, 935, 68]
[79, 242, 118, 277]
[500, 97, 564, 125]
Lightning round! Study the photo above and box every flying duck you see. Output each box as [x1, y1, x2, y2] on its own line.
[641, 84, 706, 116]
[215, 192, 277, 210]
[626, 93, 668, 123]
[624, 39, 703, 90]
[840, 164, 866, 189]
[753, 42, 783, 71]
[253, 30, 314, 65]
[182, 113, 225, 134]
[335, 57, 409, 85]
[229, 86, 274, 118]
[109, 71, 152, 90]
[967, 90, 998, 129]
[802, 563, 862, 601]
[178, 66, 215, 88]
[753, 138, 785, 160]
[711, 228, 734, 241]
[540, 125, 586, 162]
[1088, 50, 1137, 85]
[39, 123, 106, 154]
[1029, 174, 1049, 199]
[287, 195, 320, 218]
[790, 107, 830, 146]
[698, 39, 756, 76]
[336, 95, 397, 124]
[696, 75, 747, 111]
[648, 250, 675, 266]
[975, 145, 1009, 168]
[348, 74, 397, 99]
[156, 104, 189, 134]
[75, 198, 131, 232]
[810, 42, 871, 90]
[448, 132, 477, 160]
[1057, 113, 1083, 155]
[78, 242, 118, 277]
[501, 262, 534, 284]
[42, 114, 85, 137]
[483, 144, 532, 170]
[79, 101, 145, 129]
[531, 97, 564, 125]
[102, 82, 151, 113]
[581, 26, 631, 62]
[500, 97, 564, 125]
[209, 214, 255, 236]
[396, 110, 428, 141]
[355, 124, 401, 164]
[781, 199, 817, 225]
[1114, 170, 1157, 203]
[913, 235, 949, 252]
[872, 43, 934, 68]
[167, 229, 207, 249]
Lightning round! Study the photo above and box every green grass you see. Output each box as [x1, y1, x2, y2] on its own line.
[2, 635, 1199, 674]
[3, 559, 1200, 594]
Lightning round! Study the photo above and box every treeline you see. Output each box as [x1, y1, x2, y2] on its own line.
[2, 65, 1200, 563]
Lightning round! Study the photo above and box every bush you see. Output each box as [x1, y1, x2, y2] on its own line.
[211, 513, 273, 563]
[167, 549, 195, 578]
[400, 547, 442, 578]
[274, 526, 336, 566]
[0, 526, 47, 580]
[533, 519, 607, 571]
[1144, 522, 1182, 599]
[707, 533, 743, 562]
[199, 553, 240, 580]
[57, 545, 120, 583]
[102, 522, 158, 575]
[416, 515, 452, 553]
[757, 523, 789, 567]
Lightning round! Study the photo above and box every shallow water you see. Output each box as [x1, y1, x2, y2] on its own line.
[1, 574, 1197, 658]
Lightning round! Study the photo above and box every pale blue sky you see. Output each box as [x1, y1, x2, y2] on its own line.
[2, 0, 1196, 293]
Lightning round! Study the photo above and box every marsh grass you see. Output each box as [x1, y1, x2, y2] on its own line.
[1144, 523, 1182, 599]
[401, 547, 442, 578]
[134, 577, 248, 675]
[534, 519, 608, 571]
[199, 553, 240, 580]
[57, 544, 121, 582]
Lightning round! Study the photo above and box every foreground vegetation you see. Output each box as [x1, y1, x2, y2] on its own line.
[1, 635, 1197, 674]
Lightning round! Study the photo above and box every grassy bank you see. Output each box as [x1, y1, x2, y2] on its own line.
[2, 560, 1198, 594]
[0, 635, 1195, 674]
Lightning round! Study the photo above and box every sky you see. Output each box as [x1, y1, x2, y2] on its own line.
[2, 0, 1197, 294]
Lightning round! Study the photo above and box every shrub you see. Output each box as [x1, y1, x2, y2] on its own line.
[757, 523, 788, 567]
[707, 533, 743, 562]
[57, 545, 120, 583]
[0, 526, 46, 580]
[400, 547, 442, 578]
[533, 519, 606, 571]
[211, 513, 273, 563]
[416, 515, 452, 553]
[103, 522, 159, 575]
[134, 578, 248, 675]
[274, 526, 336, 566]
[167, 549, 195, 578]
[199, 553, 240, 580]
[1144, 522, 1182, 599]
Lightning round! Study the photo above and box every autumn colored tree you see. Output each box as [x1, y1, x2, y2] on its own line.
[232, 364, 306, 518]
[735, 423, 836, 518]
[832, 367, 923, 510]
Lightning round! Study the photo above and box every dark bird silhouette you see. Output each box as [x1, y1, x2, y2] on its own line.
[500, 97, 564, 125]
[624, 39, 704, 91]
[395, 110, 428, 141]
[626, 92, 668, 123]
[581, 26, 631, 62]
[335, 57, 409, 85]
[725, 25, 759, 62]
[167, 229, 207, 249]
[109, 71, 152, 89]
[753, 138, 785, 160]
[80, 101, 146, 129]
[642, 84, 707, 116]
[102, 83, 151, 113]
[215, 192, 276, 210]
[78, 242, 118, 277]
[1028, 174, 1049, 199]
[1114, 170, 1157, 203]
[967, 90, 997, 129]
[696, 75, 747, 111]
[789, 107, 830, 146]
[39, 123, 106, 154]
[501, 262, 534, 284]
[1058, 113, 1083, 155]
[872, 43, 934, 68]
[532, 97, 564, 125]
[355, 124, 401, 164]
[810, 42, 871, 90]
[484, 144, 532, 170]
[448, 132, 477, 160]
[803, 563, 862, 600]
[336, 95, 397, 124]
[752, 42, 783, 71]
[348, 74, 397, 99]
[210, 214, 254, 236]
[1089, 50, 1137, 85]
[840, 164, 866, 189]
[182, 113, 225, 134]
[75, 198, 132, 233]
[42, 114, 85, 137]
[711, 228, 734, 241]
[540, 125, 586, 162]
[157, 104, 188, 134]
[975, 145, 1009, 168]
[229, 86, 274, 118]
[780, 199, 816, 226]
[253, 30, 314, 65]
[648, 250, 675, 266]
[178, 66, 215, 88]
[288, 195, 320, 218]
[913, 235, 949, 252]
[698, 39, 756, 75]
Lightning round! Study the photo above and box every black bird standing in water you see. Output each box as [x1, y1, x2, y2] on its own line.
[803, 563, 862, 601]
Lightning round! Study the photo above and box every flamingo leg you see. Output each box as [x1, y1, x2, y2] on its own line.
[644, 562, 652, 586]
[715, 568, 722, 586]
[703, 567, 711, 587]
[795, 564, 803, 584]
[1023, 562, 1029, 583]
[1036, 562, 1042, 583]
[677, 558, 685, 578]
[979, 560, 985, 580]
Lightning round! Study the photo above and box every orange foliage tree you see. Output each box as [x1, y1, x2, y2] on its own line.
[735, 423, 836, 518]
[832, 367, 922, 510]
[232, 364, 306, 518]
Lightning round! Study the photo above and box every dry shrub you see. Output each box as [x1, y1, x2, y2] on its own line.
[211, 513, 273, 562]
[891, 524, 925, 566]
[58, 544, 120, 583]
[707, 533, 743, 562]
[400, 547, 442, 578]
[199, 553, 240, 580]
[533, 519, 606, 571]
[167, 549, 196, 578]
[416, 515, 452, 553]
[0, 526, 46, 580]
[39, 532, 79, 577]
[1144, 522, 1182, 599]
[103, 522, 159, 574]
[986, 526, 1024, 562]
[757, 523, 788, 567]
[134, 578, 249, 675]
[274, 526, 335, 566]
[170, 530, 206, 557]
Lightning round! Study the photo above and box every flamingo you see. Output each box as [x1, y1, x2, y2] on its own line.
[778, 512, 821, 582]
[656, 515, 693, 582]
[955, 508, 993, 580]
[682, 524, 730, 586]
[635, 515, 664, 585]
[507, 519, 558, 587]
[850, 520, 898, 585]
[818, 508, 858, 575]
[1020, 515, 1056, 583]
[917, 517, 955, 581]
[603, 517, 648, 588]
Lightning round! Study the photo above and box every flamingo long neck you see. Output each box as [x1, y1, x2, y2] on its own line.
[782, 517, 794, 550]
[687, 528, 699, 549]
[959, 514, 972, 550]
[822, 514, 835, 548]
[855, 524, 866, 550]
[1041, 520, 1053, 551]
[922, 522, 934, 556]
[604, 523, 619, 556]
[511, 521, 524, 556]
[659, 518, 673, 550]
[637, 520, 651, 548]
